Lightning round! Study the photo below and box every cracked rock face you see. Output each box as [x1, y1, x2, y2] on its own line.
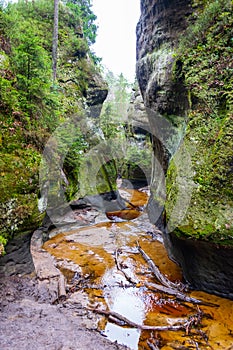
[136, 0, 192, 229]
[136, 0, 233, 299]
[136, 0, 192, 113]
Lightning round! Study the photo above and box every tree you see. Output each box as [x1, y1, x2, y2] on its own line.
[52, 0, 59, 83]
[12, 27, 51, 100]
[100, 71, 132, 131]
[66, 0, 97, 45]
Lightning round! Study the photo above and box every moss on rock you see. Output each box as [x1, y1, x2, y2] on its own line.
[165, 0, 233, 245]
[0, 1, 108, 256]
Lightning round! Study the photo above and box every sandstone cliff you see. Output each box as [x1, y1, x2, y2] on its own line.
[136, 0, 192, 227]
[136, 0, 233, 297]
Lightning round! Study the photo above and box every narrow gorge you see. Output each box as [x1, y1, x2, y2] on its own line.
[0, 1, 233, 349]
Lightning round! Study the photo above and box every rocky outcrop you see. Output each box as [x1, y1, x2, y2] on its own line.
[86, 69, 108, 118]
[137, 0, 233, 298]
[136, 0, 192, 111]
[127, 83, 149, 133]
[163, 232, 233, 300]
[0, 232, 34, 277]
[136, 0, 192, 228]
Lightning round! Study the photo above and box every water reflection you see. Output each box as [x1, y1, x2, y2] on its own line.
[103, 268, 145, 350]
[43, 189, 233, 350]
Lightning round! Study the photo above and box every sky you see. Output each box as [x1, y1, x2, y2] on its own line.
[6, 0, 141, 82]
[92, 0, 141, 82]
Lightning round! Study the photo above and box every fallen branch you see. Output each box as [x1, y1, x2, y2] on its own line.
[145, 282, 216, 307]
[114, 249, 138, 285]
[147, 340, 160, 350]
[193, 340, 200, 350]
[137, 242, 185, 291]
[120, 195, 138, 210]
[87, 307, 193, 332]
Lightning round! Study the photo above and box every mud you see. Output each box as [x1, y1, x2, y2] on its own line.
[0, 275, 129, 350]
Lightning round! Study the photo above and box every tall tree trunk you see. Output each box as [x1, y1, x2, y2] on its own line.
[52, 0, 59, 84]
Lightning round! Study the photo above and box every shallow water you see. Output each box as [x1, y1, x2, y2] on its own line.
[43, 189, 233, 350]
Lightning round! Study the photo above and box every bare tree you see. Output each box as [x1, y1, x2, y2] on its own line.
[52, 0, 59, 83]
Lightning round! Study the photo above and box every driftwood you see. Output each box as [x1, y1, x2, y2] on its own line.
[113, 250, 209, 306]
[193, 341, 200, 350]
[87, 307, 203, 334]
[137, 244, 218, 307]
[147, 340, 160, 350]
[137, 242, 185, 291]
[120, 195, 138, 209]
[114, 249, 138, 285]
[145, 282, 217, 307]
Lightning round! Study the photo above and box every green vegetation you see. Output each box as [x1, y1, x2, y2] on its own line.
[100, 71, 131, 138]
[99, 72, 152, 181]
[167, 0, 233, 244]
[0, 1, 148, 255]
[0, 0, 102, 254]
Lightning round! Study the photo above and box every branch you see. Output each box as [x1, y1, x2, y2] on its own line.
[136, 244, 218, 307]
[145, 282, 216, 306]
[114, 249, 138, 285]
[147, 340, 160, 350]
[87, 307, 190, 332]
[137, 242, 185, 291]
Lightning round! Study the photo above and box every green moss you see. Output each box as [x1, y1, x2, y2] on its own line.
[174, 225, 233, 246]
[166, 0, 233, 245]
[0, 0, 107, 257]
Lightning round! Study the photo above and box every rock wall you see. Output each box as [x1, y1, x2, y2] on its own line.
[136, 0, 192, 228]
[137, 0, 233, 298]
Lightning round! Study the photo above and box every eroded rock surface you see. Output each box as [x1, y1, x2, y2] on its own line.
[136, 0, 192, 229]
[136, 0, 233, 297]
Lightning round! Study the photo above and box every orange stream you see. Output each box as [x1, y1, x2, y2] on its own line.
[43, 189, 233, 350]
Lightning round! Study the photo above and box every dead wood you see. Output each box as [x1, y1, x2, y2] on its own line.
[120, 195, 138, 209]
[147, 339, 160, 350]
[86, 307, 198, 333]
[136, 243, 218, 307]
[114, 249, 138, 285]
[137, 242, 185, 291]
[145, 282, 215, 306]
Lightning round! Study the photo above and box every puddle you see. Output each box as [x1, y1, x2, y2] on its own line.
[43, 189, 233, 350]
